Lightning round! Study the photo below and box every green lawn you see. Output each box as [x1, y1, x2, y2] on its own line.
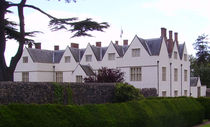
[201, 123, 210, 127]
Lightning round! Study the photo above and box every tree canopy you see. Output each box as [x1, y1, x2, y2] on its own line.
[0, 0, 109, 81]
[191, 34, 210, 87]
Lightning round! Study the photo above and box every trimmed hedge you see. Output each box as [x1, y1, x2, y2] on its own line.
[196, 97, 210, 119]
[0, 98, 204, 127]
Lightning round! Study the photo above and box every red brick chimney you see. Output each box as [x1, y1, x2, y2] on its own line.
[35, 43, 41, 49]
[96, 42, 101, 47]
[54, 45, 59, 50]
[167, 31, 174, 55]
[123, 40, 128, 46]
[71, 43, 79, 48]
[28, 43, 32, 48]
[115, 41, 118, 45]
[161, 27, 167, 38]
[174, 32, 178, 45]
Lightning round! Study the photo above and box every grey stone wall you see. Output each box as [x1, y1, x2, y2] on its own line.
[0, 82, 115, 105]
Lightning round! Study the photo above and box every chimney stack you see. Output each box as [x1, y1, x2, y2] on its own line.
[54, 45, 59, 50]
[123, 40, 128, 46]
[28, 43, 32, 48]
[35, 43, 41, 49]
[115, 41, 118, 45]
[96, 42, 101, 47]
[161, 27, 167, 38]
[71, 43, 79, 49]
[174, 32, 178, 44]
[169, 30, 173, 40]
[167, 30, 174, 55]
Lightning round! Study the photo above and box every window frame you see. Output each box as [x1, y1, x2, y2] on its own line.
[108, 53, 115, 60]
[22, 72, 29, 82]
[76, 75, 83, 83]
[174, 68, 178, 81]
[56, 72, 63, 82]
[184, 54, 187, 61]
[162, 91, 167, 97]
[23, 56, 28, 63]
[162, 67, 166, 81]
[64, 56, 71, 63]
[130, 67, 142, 81]
[132, 48, 140, 57]
[184, 70, 187, 81]
[85, 55, 92, 62]
[174, 90, 178, 97]
[174, 51, 178, 59]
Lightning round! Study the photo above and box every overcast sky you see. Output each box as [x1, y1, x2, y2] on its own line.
[5, 0, 210, 65]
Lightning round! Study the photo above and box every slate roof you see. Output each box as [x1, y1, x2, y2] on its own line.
[145, 38, 162, 56]
[178, 43, 185, 59]
[54, 50, 65, 63]
[137, 37, 151, 55]
[27, 48, 64, 63]
[190, 77, 198, 86]
[90, 45, 108, 61]
[80, 65, 95, 76]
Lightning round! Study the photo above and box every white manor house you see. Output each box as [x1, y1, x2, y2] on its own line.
[14, 28, 206, 97]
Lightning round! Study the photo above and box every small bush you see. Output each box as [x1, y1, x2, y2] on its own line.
[114, 83, 144, 102]
[196, 97, 210, 119]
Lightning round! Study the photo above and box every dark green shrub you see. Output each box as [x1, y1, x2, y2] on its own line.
[0, 98, 205, 127]
[196, 97, 210, 119]
[114, 83, 144, 102]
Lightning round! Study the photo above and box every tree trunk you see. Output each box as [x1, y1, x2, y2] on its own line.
[0, 1, 10, 81]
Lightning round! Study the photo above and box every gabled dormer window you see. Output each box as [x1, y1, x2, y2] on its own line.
[65, 56, 70, 63]
[23, 56, 28, 63]
[174, 51, 177, 59]
[108, 53, 115, 60]
[132, 48, 140, 57]
[184, 54, 187, 61]
[86, 55, 92, 62]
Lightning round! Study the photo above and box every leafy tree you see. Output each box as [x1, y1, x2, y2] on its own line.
[0, 0, 109, 81]
[191, 34, 210, 88]
[84, 67, 124, 83]
[193, 34, 210, 65]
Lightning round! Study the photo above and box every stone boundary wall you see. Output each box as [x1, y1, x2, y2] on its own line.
[0, 82, 116, 105]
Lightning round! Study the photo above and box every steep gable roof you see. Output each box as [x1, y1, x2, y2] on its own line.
[113, 43, 128, 57]
[80, 64, 95, 76]
[54, 50, 65, 63]
[178, 43, 185, 59]
[27, 48, 64, 63]
[145, 38, 162, 56]
[137, 37, 151, 55]
[68, 47, 85, 62]
[89, 45, 108, 61]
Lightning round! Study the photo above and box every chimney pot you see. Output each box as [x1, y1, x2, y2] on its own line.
[174, 32, 178, 43]
[169, 30, 173, 40]
[161, 27, 167, 38]
[54, 45, 59, 50]
[96, 42, 101, 47]
[123, 40, 128, 46]
[115, 41, 118, 45]
[71, 43, 79, 49]
[35, 43, 41, 49]
[28, 43, 32, 48]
